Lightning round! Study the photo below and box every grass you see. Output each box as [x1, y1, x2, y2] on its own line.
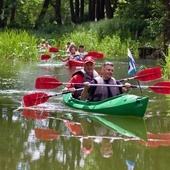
[0, 29, 38, 61]
[0, 22, 141, 61]
[163, 47, 170, 80]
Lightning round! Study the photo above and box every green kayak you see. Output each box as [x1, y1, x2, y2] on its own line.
[63, 93, 149, 117]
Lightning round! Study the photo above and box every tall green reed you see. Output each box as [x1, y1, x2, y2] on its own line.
[163, 47, 170, 80]
[0, 29, 38, 61]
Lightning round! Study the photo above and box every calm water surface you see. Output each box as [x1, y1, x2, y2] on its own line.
[0, 58, 169, 170]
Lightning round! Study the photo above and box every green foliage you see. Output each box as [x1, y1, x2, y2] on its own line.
[163, 47, 170, 80]
[0, 29, 38, 61]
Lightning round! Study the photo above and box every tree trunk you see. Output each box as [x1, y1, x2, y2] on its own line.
[96, 0, 101, 21]
[75, 0, 79, 19]
[80, 0, 84, 19]
[69, 0, 76, 23]
[34, 0, 51, 29]
[105, 0, 113, 19]
[89, 0, 95, 21]
[9, 7, 16, 27]
[55, 0, 62, 25]
[0, 0, 4, 28]
[100, 0, 105, 19]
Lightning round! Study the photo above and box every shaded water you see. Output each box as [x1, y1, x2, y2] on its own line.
[0, 58, 169, 170]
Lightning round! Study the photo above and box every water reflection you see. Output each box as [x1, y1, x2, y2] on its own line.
[22, 109, 149, 159]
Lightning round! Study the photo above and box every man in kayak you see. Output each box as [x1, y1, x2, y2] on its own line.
[62, 56, 99, 99]
[81, 61, 131, 101]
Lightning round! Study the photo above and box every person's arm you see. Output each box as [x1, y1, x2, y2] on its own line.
[81, 80, 97, 100]
[62, 74, 84, 92]
[60, 56, 69, 62]
[81, 82, 90, 100]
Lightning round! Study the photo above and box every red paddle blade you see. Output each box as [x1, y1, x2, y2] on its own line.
[68, 60, 84, 67]
[87, 51, 104, 59]
[137, 67, 162, 82]
[22, 109, 49, 119]
[150, 82, 170, 94]
[35, 128, 60, 140]
[23, 92, 49, 107]
[49, 47, 59, 53]
[41, 54, 51, 60]
[35, 77, 62, 89]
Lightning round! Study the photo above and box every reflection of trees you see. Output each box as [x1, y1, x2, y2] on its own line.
[0, 106, 34, 169]
[1, 109, 170, 169]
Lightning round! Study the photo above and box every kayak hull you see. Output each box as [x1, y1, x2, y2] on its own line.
[63, 93, 149, 117]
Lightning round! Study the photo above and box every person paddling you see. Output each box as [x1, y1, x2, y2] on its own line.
[81, 61, 131, 101]
[60, 43, 82, 62]
[62, 56, 99, 99]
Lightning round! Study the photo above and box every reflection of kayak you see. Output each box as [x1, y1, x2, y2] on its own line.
[88, 115, 147, 141]
[66, 59, 84, 67]
[63, 93, 149, 117]
[139, 132, 170, 147]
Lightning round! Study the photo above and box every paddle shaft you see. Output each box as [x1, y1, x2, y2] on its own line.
[54, 82, 170, 94]
[49, 82, 164, 88]
[44, 87, 84, 97]
[35, 129, 142, 141]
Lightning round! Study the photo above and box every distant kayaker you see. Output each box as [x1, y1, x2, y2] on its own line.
[65, 41, 71, 53]
[38, 39, 51, 52]
[62, 56, 99, 99]
[81, 61, 131, 101]
[60, 43, 82, 62]
[78, 45, 87, 59]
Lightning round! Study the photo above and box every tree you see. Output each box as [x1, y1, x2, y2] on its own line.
[105, 0, 113, 19]
[34, 0, 51, 29]
[0, 0, 5, 27]
[53, 0, 62, 25]
[80, 0, 84, 19]
[70, 0, 76, 23]
[89, 0, 95, 21]
[162, 0, 170, 54]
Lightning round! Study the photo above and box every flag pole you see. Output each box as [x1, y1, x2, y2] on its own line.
[127, 48, 143, 95]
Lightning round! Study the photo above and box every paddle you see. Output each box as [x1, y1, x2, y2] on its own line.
[23, 88, 84, 107]
[49, 47, 59, 53]
[41, 54, 51, 60]
[118, 67, 162, 82]
[85, 51, 104, 59]
[35, 67, 162, 89]
[24, 82, 170, 107]
[40, 53, 68, 60]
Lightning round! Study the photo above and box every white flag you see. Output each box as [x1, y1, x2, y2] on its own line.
[127, 48, 137, 75]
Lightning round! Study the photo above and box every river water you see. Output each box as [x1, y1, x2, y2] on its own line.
[0, 57, 169, 170]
